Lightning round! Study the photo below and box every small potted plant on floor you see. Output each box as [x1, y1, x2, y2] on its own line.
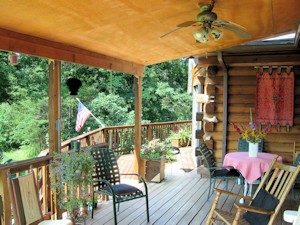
[141, 139, 176, 182]
[169, 128, 191, 147]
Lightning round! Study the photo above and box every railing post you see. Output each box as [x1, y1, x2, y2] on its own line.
[147, 125, 153, 142]
[109, 130, 113, 149]
[0, 169, 11, 225]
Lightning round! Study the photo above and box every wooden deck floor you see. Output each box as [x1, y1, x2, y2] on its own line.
[85, 147, 300, 225]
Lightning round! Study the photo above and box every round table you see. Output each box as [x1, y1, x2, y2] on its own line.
[223, 152, 282, 202]
[223, 152, 282, 183]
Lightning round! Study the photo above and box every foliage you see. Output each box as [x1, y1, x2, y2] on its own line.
[169, 128, 191, 145]
[232, 109, 272, 144]
[0, 52, 191, 160]
[142, 60, 192, 122]
[49, 150, 95, 221]
[141, 139, 176, 162]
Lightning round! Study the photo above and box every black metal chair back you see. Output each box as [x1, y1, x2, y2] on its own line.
[196, 142, 241, 200]
[92, 147, 121, 188]
[237, 138, 264, 152]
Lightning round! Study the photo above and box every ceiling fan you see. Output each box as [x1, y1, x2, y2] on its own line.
[160, 0, 252, 43]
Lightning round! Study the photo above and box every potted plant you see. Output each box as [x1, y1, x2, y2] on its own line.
[50, 149, 95, 223]
[140, 139, 176, 182]
[169, 129, 191, 147]
[232, 108, 272, 157]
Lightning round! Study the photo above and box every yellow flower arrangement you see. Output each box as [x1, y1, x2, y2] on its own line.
[232, 108, 272, 144]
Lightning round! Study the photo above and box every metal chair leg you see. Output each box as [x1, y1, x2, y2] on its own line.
[92, 191, 95, 219]
[146, 194, 150, 222]
[112, 196, 118, 225]
[208, 179, 212, 200]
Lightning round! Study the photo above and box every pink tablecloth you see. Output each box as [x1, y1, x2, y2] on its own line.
[223, 152, 282, 183]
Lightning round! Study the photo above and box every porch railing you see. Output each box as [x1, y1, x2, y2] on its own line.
[0, 120, 191, 225]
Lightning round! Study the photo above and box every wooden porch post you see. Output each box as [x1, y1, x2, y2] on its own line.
[48, 60, 61, 155]
[48, 60, 62, 218]
[218, 52, 228, 160]
[134, 74, 144, 177]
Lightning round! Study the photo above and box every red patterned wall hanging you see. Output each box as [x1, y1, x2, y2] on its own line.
[255, 70, 294, 126]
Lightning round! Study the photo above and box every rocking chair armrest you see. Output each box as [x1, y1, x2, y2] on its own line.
[214, 188, 253, 200]
[234, 203, 275, 215]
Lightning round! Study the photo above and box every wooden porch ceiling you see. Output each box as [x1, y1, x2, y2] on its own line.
[0, 0, 300, 75]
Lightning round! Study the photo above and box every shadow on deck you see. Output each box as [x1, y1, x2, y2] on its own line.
[85, 147, 300, 225]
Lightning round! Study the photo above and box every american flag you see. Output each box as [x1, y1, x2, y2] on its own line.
[75, 102, 91, 132]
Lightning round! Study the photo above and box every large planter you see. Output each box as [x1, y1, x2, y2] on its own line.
[171, 138, 190, 147]
[144, 156, 166, 183]
[249, 142, 259, 157]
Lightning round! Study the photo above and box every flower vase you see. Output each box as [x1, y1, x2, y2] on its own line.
[249, 142, 259, 157]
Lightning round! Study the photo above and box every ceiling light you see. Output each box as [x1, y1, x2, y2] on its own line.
[210, 27, 223, 41]
[193, 27, 209, 43]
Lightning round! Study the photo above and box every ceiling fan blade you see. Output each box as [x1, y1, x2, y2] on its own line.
[213, 23, 252, 39]
[160, 21, 198, 38]
[213, 20, 247, 30]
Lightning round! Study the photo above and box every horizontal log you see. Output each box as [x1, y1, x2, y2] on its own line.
[205, 75, 223, 83]
[228, 86, 256, 95]
[228, 77, 256, 85]
[228, 67, 257, 76]
[228, 95, 255, 104]
[264, 142, 294, 153]
[223, 54, 300, 66]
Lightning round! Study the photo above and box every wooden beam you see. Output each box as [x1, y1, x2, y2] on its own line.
[48, 60, 61, 155]
[0, 28, 144, 76]
[223, 53, 300, 66]
[133, 75, 144, 177]
[48, 60, 62, 218]
[218, 51, 228, 160]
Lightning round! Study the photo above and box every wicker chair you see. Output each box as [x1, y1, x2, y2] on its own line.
[237, 138, 264, 152]
[7, 170, 72, 225]
[196, 142, 241, 200]
[206, 156, 300, 225]
[90, 148, 149, 225]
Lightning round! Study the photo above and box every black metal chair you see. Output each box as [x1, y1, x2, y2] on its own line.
[196, 142, 241, 200]
[90, 148, 149, 225]
[237, 137, 264, 152]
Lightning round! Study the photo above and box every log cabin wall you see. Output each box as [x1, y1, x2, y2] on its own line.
[193, 48, 300, 164]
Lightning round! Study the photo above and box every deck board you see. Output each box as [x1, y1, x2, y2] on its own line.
[86, 147, 300, 225]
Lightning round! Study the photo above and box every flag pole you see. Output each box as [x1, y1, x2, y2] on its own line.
[76, 97, 105, 128]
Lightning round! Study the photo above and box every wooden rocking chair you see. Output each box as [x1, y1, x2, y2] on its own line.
[206, 156, 300, 225]
[7, 170, 72, 225]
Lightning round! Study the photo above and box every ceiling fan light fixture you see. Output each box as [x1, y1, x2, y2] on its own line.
[193, 27, 209, 43]
[211, 27, 223, 40]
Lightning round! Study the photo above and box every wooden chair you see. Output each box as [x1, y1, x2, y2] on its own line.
[237, 138, 264, 152]
[206, 156, 300, 225]
[196, 142, 241, 200]
[90, 148, 149, 225]
[7, 170, 72, 225]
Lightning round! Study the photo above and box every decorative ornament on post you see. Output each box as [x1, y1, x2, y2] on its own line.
[8, 52, 18, 65]
[66, 78, 82, 96]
